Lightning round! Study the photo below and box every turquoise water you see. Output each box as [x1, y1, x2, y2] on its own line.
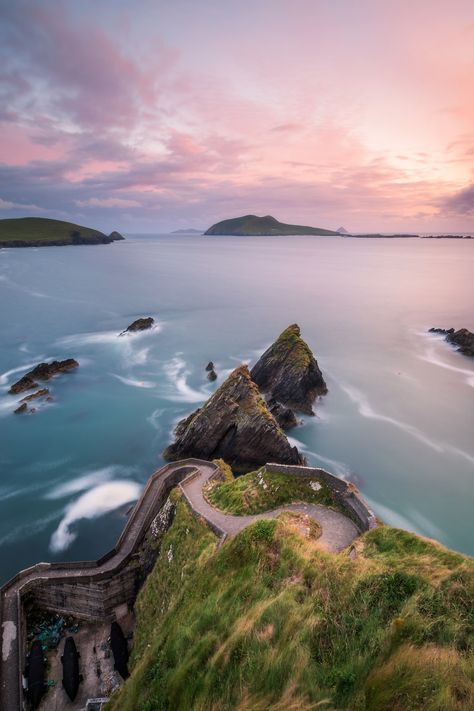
[0, 234, 473, 581]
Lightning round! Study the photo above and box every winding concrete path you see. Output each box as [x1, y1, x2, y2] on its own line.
[180, 464, 359, 553]
[0, 459, 359, 711]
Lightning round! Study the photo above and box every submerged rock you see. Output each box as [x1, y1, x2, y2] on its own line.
[163, 364, 305, 470]
[9, 359, 78, 394]
[207, 369, 217, 381]
[267, 398, 298, 429]
[429, 327, 474, 356]
[120, 317, 154, 335]
[251, 324, 327, 415]
[20, 388, 50, 403]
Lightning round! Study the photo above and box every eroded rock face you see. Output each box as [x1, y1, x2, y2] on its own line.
[9, 359, 78, 394]
[120, 317, 155, 335]
[163, 364, 305, 470]
[250, 324, 327, 415]
[429, 327, 474, 356]
[267, 398, 298, 429]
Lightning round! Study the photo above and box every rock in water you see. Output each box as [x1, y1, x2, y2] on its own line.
[447, 328, 474, 356]
[205, 361, 215, 371]
[250, 324, 327, 415]
[429, 327, 474, 356]
[267, 398, 298, 429]
[207, 369, 217, 381]
[163, 364, 305, 470]
[120, 317, 154, 335]
[9, 359, 79, 394]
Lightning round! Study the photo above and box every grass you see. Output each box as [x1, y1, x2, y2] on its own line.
[0, 217, 107, 243]
[205, 466, 338, 515]
[107, 488, 474, 711]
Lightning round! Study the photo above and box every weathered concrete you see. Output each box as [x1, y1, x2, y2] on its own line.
[0, 460, 205, 711]
[0, 459, 365, 711]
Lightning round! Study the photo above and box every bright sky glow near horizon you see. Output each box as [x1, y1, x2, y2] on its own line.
[1, 0, 474, 233]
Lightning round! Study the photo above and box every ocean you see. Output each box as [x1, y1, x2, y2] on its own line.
[0, 233, 473, 582]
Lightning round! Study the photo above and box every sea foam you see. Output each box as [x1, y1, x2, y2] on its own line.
[49, 480, 141, 553]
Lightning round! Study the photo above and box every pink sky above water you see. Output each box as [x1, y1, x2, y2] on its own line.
[0, 0, 473, 232]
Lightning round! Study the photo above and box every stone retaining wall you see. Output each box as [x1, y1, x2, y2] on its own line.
[265, 463, 377, 532]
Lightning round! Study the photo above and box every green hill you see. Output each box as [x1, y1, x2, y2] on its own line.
[204, 214, 341, 236]
[0, 217, 124, 247]
[108, 469, 474, 711]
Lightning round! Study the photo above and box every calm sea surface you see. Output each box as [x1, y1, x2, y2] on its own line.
[0, 234, 473, 581]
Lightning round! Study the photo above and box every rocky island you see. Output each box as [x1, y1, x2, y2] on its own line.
[204, 214, 340, 236]
[9, 359, 79, 395]
[163, 364, 305, 470]
[251, 324, 327, 415]
[429, 327, 474, 356]
[120, 317, 155, 335]
[0, 217, 124, 248]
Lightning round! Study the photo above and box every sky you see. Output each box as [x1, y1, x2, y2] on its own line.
[0, 0, 473, 233]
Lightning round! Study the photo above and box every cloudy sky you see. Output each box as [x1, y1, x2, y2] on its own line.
[1, 0, 473, 233]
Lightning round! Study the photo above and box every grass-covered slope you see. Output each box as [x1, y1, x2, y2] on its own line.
[205, 466, 338, 515]
[204, 215, 340, 236]
[0, 217, 124, 247]
[108, 488, 474, 711]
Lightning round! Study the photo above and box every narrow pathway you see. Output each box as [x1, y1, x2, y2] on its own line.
[181, 465, 359, 553]
[0, 459, 360, 711]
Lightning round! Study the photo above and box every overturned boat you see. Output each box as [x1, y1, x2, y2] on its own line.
[61, 636, 80, 701]
[110, 621, 129, 679]
[27, 640, 45, 709]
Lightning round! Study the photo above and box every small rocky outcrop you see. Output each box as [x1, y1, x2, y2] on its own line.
[206, 362, 217, 381]
[163, 364, 305, 471]
[120, 317, 154, 335]
[251, 324, 327, 415]
[429, 327, 474, 357]
[14, 403, 28, 415]
[20, 388, 50, 403]
[267, 398, 298, 429]
[9, 359, 78, 394]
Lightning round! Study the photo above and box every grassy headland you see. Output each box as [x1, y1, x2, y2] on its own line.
[0, 217, 124, 247]
[204, 214, 340, 236]
[108, 481, 474, 711]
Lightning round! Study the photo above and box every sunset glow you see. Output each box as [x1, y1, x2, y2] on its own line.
[1, 0, 473, 232]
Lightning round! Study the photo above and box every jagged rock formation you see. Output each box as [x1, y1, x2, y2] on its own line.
[429, 327, 474, 356]
[267, 398, 298, 429]
[9, 359, 79, 394]
[251, 324, 327, 415]
[163, 365, 305, 470]
[120, 317, 154, 335]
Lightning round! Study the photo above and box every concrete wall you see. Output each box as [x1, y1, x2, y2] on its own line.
[265, 463, 377, 532]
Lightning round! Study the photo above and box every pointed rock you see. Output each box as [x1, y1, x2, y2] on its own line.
[251, 324, 327, 415]
[163, 364, 305, 470]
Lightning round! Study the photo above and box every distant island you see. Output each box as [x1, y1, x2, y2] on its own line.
[171, 228, 204, 234]
[204, 214, 340, 236]
[0, 217, 124, 248]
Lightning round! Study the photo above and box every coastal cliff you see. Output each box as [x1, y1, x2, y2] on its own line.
[0, 217, 124, 247]
[251, 324, 327, 415]
[163, 365, 305, 469]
